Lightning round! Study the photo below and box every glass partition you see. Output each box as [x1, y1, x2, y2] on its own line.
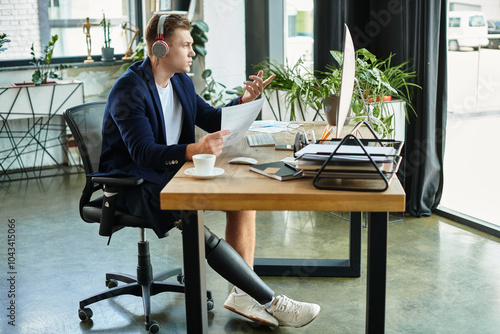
[440, 1, 500, 228]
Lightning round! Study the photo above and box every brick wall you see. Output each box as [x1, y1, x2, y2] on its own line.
[0, 0, 41, 60]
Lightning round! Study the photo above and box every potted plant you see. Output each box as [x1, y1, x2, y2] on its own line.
[191, 20, 209, 60]
[10, 34, 68, 86]
[198, 69, 244, 108]
[120, 38, 146, 72]
[30, 35, 69, 86]
[314, 65, 343, 126]
[309, 48, 419, 139]
[346, 48, 420, 139]
[100, 13, 114, 62]
[0, 33, 10, 53]
[255, 58, 324, 121]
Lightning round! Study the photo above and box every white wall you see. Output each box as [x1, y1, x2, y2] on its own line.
[202, 0, 246, 98]
[0, 0, 41, 60]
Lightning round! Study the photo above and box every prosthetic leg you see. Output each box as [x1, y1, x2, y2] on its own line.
[204, 226, 274, 304]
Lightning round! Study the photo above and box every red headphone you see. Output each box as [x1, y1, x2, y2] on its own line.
[152, 15, 169, 58]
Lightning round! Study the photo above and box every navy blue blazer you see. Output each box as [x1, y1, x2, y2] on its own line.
[99, 57, 240, 186]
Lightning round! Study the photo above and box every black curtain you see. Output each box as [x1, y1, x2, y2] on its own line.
[314, 0, 448, 217]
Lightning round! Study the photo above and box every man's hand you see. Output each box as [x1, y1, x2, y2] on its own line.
[185, 130, 230, 160]
[241, 70, 275, 104]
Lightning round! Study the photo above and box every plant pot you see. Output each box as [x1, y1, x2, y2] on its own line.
[366, 95, 392, 103]
[323, 95, 351, 126]
[101, 47, 115, 62]
[11, 81, 57, 87]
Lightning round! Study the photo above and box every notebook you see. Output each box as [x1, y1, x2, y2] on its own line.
[249, 161, 303, 181]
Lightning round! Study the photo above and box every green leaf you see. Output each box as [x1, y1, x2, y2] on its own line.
[198, 34, 208, 43]
[201, 69, 212, 79]
[193, 44, 207, 57]
[191, 29, 205, 39]
[329, 50, 343, 67]
[192, 20, 209, 32]
[207, 80, 215, 91]
[32, 71, 42, 86]
[192, 31, 208, 44]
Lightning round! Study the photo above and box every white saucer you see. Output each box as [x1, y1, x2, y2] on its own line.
[185, 167, 224, 179]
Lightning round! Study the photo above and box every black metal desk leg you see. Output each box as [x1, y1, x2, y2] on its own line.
[350, 212, 362, 277]
[181, 210, 208, 333]
[365, 212, 388, 334]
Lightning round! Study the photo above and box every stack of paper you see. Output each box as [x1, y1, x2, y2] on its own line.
[295, 144, 397, 163]
[294, 141, 403, 182]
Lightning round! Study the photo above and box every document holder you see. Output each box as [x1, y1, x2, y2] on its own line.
[301, 121, 404, 192]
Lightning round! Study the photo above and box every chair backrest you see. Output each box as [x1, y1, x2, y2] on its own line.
[64, 102, 106, 175]
[64, 101, 148, 234]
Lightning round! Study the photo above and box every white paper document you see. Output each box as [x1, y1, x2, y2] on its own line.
[248, 120, 302, 134]
[221, 98, 265, 146]
[295, 143, 397, 162]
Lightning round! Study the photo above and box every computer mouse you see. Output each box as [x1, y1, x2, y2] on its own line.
[229, 157, 258, 165]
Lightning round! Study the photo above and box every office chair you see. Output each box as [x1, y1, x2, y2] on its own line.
[64, 102, 213, 333]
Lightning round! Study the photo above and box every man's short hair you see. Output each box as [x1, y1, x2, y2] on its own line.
[145, 14, 191, 56]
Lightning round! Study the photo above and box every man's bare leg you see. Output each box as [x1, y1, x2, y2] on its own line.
[225, 210, 256, 267]
[222, 210, 320, 328]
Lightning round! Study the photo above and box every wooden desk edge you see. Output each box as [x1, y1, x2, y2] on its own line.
[160, 179, 405, 212]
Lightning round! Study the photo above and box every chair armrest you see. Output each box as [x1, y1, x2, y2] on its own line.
[90, 176, 143, 237]
[91, 176, 144, 187]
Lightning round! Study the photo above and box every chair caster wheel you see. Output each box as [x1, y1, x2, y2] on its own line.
[177, 273, 185, 284]
[78, 308, 93, 321]
[106, 278, 118, 288]
[146, 320, 160, 333]
[207, 298, 214, 311]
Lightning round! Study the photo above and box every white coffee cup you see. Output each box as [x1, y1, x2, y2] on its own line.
[192, 154, 216, 176]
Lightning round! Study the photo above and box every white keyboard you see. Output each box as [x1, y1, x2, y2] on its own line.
[246, 133, 276, 147]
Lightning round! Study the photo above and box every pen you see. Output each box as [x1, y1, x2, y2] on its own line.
[284, 161, 299, 171]
[321, 128, 333, 141]
[320, 124, 329, 140]
[284, 161, 303, 177]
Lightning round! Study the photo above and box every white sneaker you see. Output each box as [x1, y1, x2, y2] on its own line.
[224, 288, 279, 327]
[268, 295, 320, 328]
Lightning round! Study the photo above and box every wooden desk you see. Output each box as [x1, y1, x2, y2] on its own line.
[161, 123, 406, 333]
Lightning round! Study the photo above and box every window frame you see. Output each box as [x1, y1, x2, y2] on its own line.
[0, 0, 142, 68]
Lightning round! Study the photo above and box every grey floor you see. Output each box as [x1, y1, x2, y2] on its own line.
[1, 173, 499, 334]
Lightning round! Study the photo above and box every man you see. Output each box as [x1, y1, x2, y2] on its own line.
[99, 13, 320, 328]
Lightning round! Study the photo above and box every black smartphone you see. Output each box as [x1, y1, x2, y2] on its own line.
[275, 145, 294, 151]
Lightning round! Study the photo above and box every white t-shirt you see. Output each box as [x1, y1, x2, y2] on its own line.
[156, 82, 183, 145]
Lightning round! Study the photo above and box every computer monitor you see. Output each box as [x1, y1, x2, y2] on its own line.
[335, 24, 356, 138]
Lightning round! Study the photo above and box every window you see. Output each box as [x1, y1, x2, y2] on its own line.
[469, 15, 485, 27]
[449, 17, 461, 27]
[0, 0, 139, 62]
[441, 4, 500, 229]
[285, 0, 314, 73]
